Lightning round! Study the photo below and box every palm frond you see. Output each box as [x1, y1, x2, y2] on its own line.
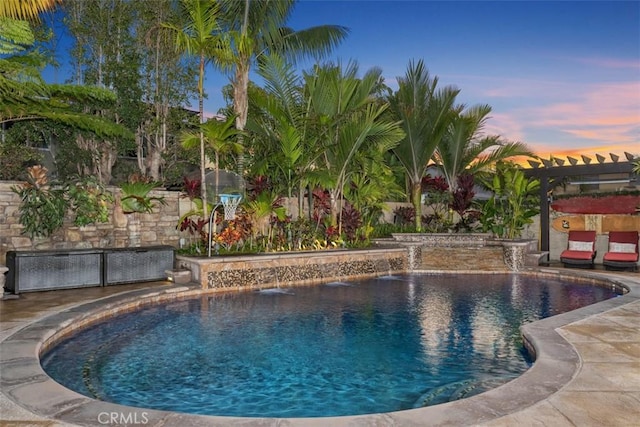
[0, 0, 59, 21]
[390, 59, 459, 182]
[0, 17, 34, 53]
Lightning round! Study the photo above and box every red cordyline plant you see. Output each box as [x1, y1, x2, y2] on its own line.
[421, 174, 449, 194]
[311, 187, 332, 223]
[449, 174, 475, 218]
[325, 225, 340, 243]
[341, 202, 362, 243]
[178, 216, 207, 238]
[450, 174, 480, 232]
[246, 175, 272, 201]
[182, 177, 201, 200]
[393, 206, 415, 225]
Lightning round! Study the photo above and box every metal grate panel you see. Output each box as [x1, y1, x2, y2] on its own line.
[104, 246, 174, 285]
[6, 250, 103, 293]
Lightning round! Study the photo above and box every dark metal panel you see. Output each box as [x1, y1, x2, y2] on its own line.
[5, 249, 103, 293]
[103, 246, 174, 285]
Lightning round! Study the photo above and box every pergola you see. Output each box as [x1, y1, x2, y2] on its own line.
[523, 152, 638, 253]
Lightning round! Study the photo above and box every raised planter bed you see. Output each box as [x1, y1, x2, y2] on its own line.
[176, 248, 407, 291]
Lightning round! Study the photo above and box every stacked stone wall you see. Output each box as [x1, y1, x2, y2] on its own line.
[0, 181, 183, 264]
[419, 246, 507, 271]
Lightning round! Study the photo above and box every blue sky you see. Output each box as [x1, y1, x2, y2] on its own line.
[236, 0, 640, 159]
[44, 1, 640, 159]
[287, 0, 640, 158]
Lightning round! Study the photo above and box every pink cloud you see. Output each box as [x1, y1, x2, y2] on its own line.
[526, 81, 640, 144]
[569, 56, 640, 69]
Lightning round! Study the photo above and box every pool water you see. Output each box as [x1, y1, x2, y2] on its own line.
[41, 273, 618, 418]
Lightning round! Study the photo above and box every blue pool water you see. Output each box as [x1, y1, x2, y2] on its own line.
[41, 273, 619, 418]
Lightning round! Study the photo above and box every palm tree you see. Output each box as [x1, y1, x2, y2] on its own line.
[435, 104, 534, 192]
[216, 0, 348, 175]
[164, 0, 224, 218]
[180, 114, 243, 198]
[388, 59, 460, 230]
[247, 53, 317, 212]
[306, 61, 404, 234]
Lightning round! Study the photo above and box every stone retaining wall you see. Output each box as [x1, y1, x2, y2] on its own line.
[0, 181, 186, 264]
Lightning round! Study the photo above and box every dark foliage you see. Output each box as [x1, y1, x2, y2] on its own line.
[311, 187, 332, 223]
[450, 174, 475, 217]
[341, 202, 363, 242]
[246, 175, 273, 200]
[182, 176, 201, 200]
[393, 205, 415, 225]
[421, 174, 449, 193]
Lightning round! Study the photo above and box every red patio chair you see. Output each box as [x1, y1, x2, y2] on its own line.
[603, 231, 639, 271]
[560, 230, 597, 268]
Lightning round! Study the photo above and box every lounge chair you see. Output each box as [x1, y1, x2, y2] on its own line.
[603, 231, 639, 271]
[560, 230, 597, 268]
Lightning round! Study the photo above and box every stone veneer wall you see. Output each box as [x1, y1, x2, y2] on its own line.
[418, 246, 507, 271]
[176, 248, 408, 291]
[0, 181, 187, 264]
[381, 233, 531, 271]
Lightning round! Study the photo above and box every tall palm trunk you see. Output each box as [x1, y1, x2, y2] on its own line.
[198, 53, 207, 218]
[233, 60, 249, 178]
[411, 181, 422, 230]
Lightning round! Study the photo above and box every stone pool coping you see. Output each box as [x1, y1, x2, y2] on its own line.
[0, 269, 639, 426]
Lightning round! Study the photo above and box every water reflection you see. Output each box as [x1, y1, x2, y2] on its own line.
[42, 273, 618, 418]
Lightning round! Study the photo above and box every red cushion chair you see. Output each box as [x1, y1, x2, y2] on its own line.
[560, 230, 597, 268]
[603, 231, 639, 271]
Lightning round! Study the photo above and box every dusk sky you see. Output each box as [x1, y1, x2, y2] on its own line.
[44, 1, 640, 160]
[219, 0, 640, 160]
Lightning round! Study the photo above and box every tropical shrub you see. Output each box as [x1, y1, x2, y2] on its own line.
[119, 174, 165, 214]
[449, 174, 480, 232]
[0, 138, 43, 181]
[421, 174, 451, 230]
[67, 176, 113, 226]
[11, 166, 67, 239]
[480, 162, 540, 239]
[341, 202, 363, 245]
[12, 166, 116, 238]
[393, 206, 415, 225]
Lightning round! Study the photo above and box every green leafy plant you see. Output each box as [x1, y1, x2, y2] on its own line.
[119, 176, 165, 214]
[480, 162, 540, 239]
[11, 166, 68, 238]
[0, 136, 43, 181]
[370, 222, 419, 238]
[67, 177, 113, 226]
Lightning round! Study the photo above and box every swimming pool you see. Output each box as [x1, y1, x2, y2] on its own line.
[41, 273, 619, 418]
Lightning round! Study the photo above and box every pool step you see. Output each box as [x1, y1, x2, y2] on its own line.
[525, 251, 549, 267]
[413, 375, 519, 408]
